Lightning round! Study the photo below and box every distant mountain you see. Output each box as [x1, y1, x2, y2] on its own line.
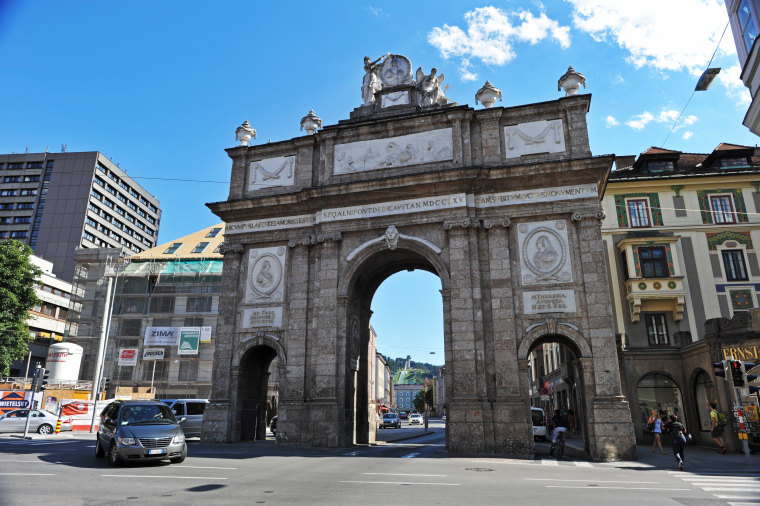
[385, 356, 441, 385]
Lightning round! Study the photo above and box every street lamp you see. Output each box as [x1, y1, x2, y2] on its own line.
[89, 255, 129, 432]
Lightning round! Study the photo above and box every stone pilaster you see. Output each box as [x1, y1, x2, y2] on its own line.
[475, 108, 503, 166]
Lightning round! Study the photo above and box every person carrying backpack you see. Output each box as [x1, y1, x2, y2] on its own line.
[709, 402, 727, 454]
[663, 414, 689, 471]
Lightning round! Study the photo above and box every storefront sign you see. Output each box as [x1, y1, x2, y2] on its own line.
[523, 290, 576, 314]
[178, 329, 200, 356]
[142, 348, 164, 361]
[118, 348, 138, 366]
[243, 307, 283, 328]
[0, 391, 29, 415]
[721, 343, 760, 361]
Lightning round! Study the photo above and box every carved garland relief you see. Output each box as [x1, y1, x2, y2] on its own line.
[517, 220, 573, 285]
[248, 156, 295, 190]
[503, 119, 566, 159]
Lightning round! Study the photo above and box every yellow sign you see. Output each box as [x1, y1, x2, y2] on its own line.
[745, 405, 759, 423]
[722, 344, 760, 361]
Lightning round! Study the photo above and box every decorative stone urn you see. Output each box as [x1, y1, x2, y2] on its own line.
[235, 120, 256, 146]
[558, 66, 586, 96]
[475, 80, 503, 108]
[300, 110, 322, 135]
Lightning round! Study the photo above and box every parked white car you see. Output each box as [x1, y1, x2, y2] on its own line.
[0, 409, 70, 434]
[409, 413, 423, 425]
[531, 407, 547, 440]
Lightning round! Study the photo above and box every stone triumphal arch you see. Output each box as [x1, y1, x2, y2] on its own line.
[203, 55, 636, 460]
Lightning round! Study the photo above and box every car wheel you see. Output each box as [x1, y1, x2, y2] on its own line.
[108, 442, 122, 467]
[95, 436, 105, 458]
[37, 423, 53, 435]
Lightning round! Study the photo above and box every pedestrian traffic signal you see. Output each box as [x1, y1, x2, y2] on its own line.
[713, 361, 728, 378]
[744, 362, 758, 393]
[101, 377, 110, 392]
[35, 368, 49, 392]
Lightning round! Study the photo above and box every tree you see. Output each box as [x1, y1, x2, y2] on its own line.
[0, 240, 41, 376]
[413, 388, 425, 413]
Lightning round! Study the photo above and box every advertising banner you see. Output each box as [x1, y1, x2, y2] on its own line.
[178, 328, 200, 355]
[118, 348, 138, 366]
[142, 348, 164, 361]
[0, 391, 30, 415]
[200, 326, 212, 343]
[144, 327, 182, 346]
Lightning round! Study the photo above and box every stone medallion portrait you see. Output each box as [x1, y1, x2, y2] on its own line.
[245, 246, 286, 303]
[517, 220, 573, 285]
[380, 54, 412, 86]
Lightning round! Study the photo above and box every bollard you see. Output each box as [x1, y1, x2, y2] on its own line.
[55, 417, 61, 434]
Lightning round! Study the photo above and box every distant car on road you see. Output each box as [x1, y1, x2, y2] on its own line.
[409, 413, 423, 425]
[160, 399, 208, 438]
[0, 409, 69, 434]
[398, 411, 408, 420]
[379, 412, 400, 429]
[531, 406, 547, 440]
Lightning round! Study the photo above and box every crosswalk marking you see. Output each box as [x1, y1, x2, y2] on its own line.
[674, 471, 760, 504]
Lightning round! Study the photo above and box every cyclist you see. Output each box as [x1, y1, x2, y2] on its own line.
[550, 409, 569, 454]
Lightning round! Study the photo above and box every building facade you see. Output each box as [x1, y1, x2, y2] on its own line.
[0, 151, 161, 281]
[725, 0, 760, 135]
[603, 143, 760, 447]
[394, 383, 421, 413]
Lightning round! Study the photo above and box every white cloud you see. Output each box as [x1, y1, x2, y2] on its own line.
[566, 0, 732, 74]
[612, 73, 624, 84]
[682, 131, 693, 140]
[459, 59, 478, 82]
[718, 64, 752, 105]
[656, 109, 679, 123]
[605, 115, 619, 127]
[626, 112, 654, 131]
[367, 6, 385, 17]
[428, 6, 571, 80]
[682, 115, 698, 126]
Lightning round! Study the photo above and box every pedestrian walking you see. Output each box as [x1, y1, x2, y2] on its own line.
[650, 409, 666, 454]
[709, 402, 727, 454]
[663, 414, 689, 471]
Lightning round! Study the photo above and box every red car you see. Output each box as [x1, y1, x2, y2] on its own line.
[398, 412, 409, 420]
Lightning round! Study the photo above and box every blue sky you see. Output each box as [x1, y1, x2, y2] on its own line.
[1, 1, 757, 364]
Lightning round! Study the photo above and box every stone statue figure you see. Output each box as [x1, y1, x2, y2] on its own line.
[532, 235, 559, 271]
[416, 67, 446, 107]
[362, 54, 389, 105]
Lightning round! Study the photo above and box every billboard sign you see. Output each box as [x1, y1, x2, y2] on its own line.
[144, 327, 181, 346]
[0, 391, 29, 415]
[142, 348, 164, 361]
[118, 348, 138, 366]
[178, 329, 200, 355]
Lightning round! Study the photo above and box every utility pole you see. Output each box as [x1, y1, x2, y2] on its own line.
[23, 365, 41, 439]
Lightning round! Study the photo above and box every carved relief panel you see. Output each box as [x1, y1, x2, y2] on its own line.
[517, 220, 573, 285]
[248, 156, 295, 190]
[245, 246, 287, 303]
[503, 119, 565, 159]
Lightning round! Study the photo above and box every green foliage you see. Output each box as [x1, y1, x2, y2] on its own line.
[386, 355, 440, 385]
[0, 240, 41, 376]
[412, 388, 435, 413]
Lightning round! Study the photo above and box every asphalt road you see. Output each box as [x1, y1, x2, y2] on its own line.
[1, 424, 757, 505]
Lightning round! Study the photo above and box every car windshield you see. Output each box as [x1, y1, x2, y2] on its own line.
[119, 404, 177, 425]
[383, 414, 395, 419]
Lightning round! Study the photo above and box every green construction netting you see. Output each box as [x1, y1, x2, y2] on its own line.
[123, 260, 223, 275]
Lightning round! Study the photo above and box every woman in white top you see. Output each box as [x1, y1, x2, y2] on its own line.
[650, 409, 666, 454]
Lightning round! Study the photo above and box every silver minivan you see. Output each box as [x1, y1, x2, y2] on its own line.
[162, 399, 209, 438]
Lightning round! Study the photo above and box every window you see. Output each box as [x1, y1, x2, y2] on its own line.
[720, 157, 748, 168]
[10, 231, 27, 238]
[115, 206, 125, 216]
[1, 190, 17, 196]
[94, 176, 105, 187]
[126, 214, 135, 223]
[91, 190, 102, 200]
[142, 360, 167, 381]
[103, 198, 114, 209]
[647, 161, 674, 172]
[164, 243, 182, 254]
[0, 203, 13, 210]
[0, 217, 10, 224]
[23, 175, 40, 182]
[627, 199, 650, 227]
[149, 296, 175, 313]
[148, 204, 157, 213]
[178, 361, 199, 382]
[710, 195, 735, 223]
[27, 162, 43, 169]
[738, 0, 759, 53]
[128, 201, 137, 211]
[7, 163, 23, 169]
[186, 296, 212, 312]
[206, 227, 222, 238]
[106, 185, 117, 195]
[645, 314, 669, 345]
[19, 189, 37, 196]
[117, 193, 127, 203]
[14, 217, 31, 224]
[723, 249, 749, 281]
[639, 246, 669, 278]
[4, 176, 20, 183]
[191, 242, 209, 254]
[137, 208, 146, 218]
[18, 202, 34, 209]
[83, 231, 95, 242]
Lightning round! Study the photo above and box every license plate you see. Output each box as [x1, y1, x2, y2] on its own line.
[148, 449, 165, 455]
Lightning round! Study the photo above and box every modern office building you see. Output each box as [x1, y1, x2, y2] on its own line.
[725, 0, 760, 135]
[0, 151, 161, 281]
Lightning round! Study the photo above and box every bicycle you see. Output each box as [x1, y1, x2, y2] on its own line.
[549, 429, 567, 459]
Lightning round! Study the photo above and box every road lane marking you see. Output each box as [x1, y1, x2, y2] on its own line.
[175, 466, 238, 470]
[573, 461, 593, 467]
[702, 487, 760, 492]
[526, 478, 659, 484]
[101, 475, 228, 480]
[715, 496, 760, 499]
[540, 459, 558, 466]
[0, 460, 71, 464]
[402, 452, 420, 458]
[342, 451, 360, 456]
[363, 473, 446, 477]
[0, 473, 55, 476]
[340, 481, 459, 486]
[546, 486, 690, 491]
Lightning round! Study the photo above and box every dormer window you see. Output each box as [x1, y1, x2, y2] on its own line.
[719, 157, 749, 168]
[647, 161, 674, 172]
[164, 243, 182, 254]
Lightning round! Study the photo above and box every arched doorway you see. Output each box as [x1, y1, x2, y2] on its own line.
[525, 333, 589, 456]
[341, 241, 448, 447]
[693, 370, 716, 433]
[636, 372, 684, 435]
[238, 344, 278, 441]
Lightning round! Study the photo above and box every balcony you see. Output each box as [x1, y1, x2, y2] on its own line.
[624, 276, 685, 323]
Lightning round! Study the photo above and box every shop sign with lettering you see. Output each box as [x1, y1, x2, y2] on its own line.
[721, 343, 760, 361]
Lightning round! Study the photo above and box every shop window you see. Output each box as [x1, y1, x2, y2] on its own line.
[710, 195, 736, 224]
[627, 199, 651, 228]
[722, 249, 749, 281]
[639, 246, 669, 278]
[636, 373, 684, 434]
[645, 314, 669, 345]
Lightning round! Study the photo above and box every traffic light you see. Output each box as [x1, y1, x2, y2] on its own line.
[101, 377, 110, 392]
[713, 360, 728, 379]
[744, 362, 759, 394]
[730, 360, 744, 386]
[35, 368, 49, 392]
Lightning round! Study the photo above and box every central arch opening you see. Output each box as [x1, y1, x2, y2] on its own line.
[343, 245, 447, 447]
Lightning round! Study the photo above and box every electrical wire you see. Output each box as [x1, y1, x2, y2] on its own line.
[661, 21, 729, 148]
[129, 176, 230, 184]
